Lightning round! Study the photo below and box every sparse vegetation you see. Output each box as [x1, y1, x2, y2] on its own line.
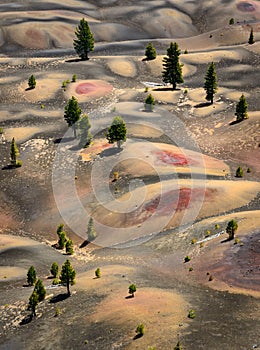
[247, 167, 251, 173]
[64, 96, 82, 138]
[28, 290, 39, 318]
[55, 306, 62, 317]
[184, 256, 191, 263]
[33, 279, 46, 301]
[236, 166, 243, 178]
[188, 309, 196, 319]
[205, 230, 211, 237]
[78, 114, 92, 148]
[174, 341, 183, 350]
[226, 219, 238, 240]
[28, 74, 36, 89]
[65, 239, 74, 255]
[50, 262, 59, 278]
[145, 42, 157, 60]
[27, 266, 37, 286]
[135, 323, 145, 337]
[162, 42, 184, 90]
[57, 224, 67, 249]
[191, 238, 197, 244]
[87, 217, 97, 242]
[144, 94, 155, 111]
[229, 18, 234, 25]
[60, 259, 76, 296]
[128, 283, 137, 297]
[73, 18, 94, 60]
[248, 28, 255, 45]
[235, 94, 248, 121]
[204, 62, 218, 104]
[72, 74, 77, 82]
[106, 116, 127, 149]
[95, 268, 101, 278]
[10, 138, 22, 167]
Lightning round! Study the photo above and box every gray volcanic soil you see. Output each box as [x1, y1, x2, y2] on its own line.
[0, 1, 260, 349]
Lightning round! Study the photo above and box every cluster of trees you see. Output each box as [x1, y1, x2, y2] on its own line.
[27, 260, 76, 318]
[56, 224, 74, 255]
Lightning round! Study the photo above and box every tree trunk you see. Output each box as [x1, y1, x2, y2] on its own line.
[67, 281, 71, 296]
[73, 125, 77, 138]
[117, 140, 121, 149]
[172, 83, 176, 90]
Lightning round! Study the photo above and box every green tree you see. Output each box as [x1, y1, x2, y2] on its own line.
[28, 291, 39, 318]
[204, 62, 218, 104]
[248, 28, 255, 44]
[87, 217, 97, 242]
[128, 284, 137, 298]
[78, 114, 92, 148]
[226, 219, 238, 240]
[64, 96, 82, 138]
[10, 137, 20, 167]
[34, 279, 46, 302]
[174, 341, 183, 350]
[73, 18, 94, 60]
[72, 74, 77, 82]
[66, 239, 74, 255]
[95, 268, 101, 278]
[229, 18, 234, 25]
[145, 94, 155, 111]
[135, 323, 145, 337]
[145, 42, 157, 60]
[50, 262, 59, 278]
[236, 166, 243, 178]
[235, 94, 248, 121]
[162, 42, 184, 90]
[56, 224, 67, 249]
[28, 75, 36, 89]
[106, 116, 127, 149]
[60, 259, 76, 296]
[27, 266, 37, 286]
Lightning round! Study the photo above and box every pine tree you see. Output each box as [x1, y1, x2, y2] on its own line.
[50, 262, 59, 278]
[60, 259, 76, 296]
[204, 62, 218, 104]
[10, 137, 19, 167]
[144, 94, 155, 111]
[34, 279, 46, 302]
[236, 166, 243, 178]
[64, 96, 82, 138]
[65, 239, 74, 255]
[162, 42, 184, 90]
[145, 42, 157, 60]
[56, 224, 67, 249]
[248, 28, 255, 44]
[174, 341, 183, 350]
[235, 94, 248, 121]
[27, 266, 37, 286]
[73, 18, 94, 60]
[128, 284, 137, 297]
[226, 219, 238, 240]
[78, 114, 92, 148]
[28, 291, 39, 318]
[106, 116, 127, 149]
[28, 75, 36, 89]
[87, 217, 97, 242]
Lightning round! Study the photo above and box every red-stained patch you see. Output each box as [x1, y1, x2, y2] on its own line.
[76, 83, 97, 95]
[155, 150, 189, 166]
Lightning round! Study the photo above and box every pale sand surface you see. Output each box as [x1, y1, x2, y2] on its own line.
[0, 234, 38, 250]
[0, 267, 27, 281]
[106, 58, 137, 78]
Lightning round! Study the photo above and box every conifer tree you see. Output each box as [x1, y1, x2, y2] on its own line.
[64, 96, 82, 138]
[106, 116, 127, 149]
[27, 266, 37, 286]
[145, 42, 157, 60]
[28, 291, 39, 318]
[248, 28, 255, 44]
[78, 114, 92, 148]
[10, 137, 20, 167]
[204, 62, 218, 104]
[60, 259, 76, 296]
[235, 94, 248, 121]
[87, 217, 97, 242]
[28, 75, 36, 89]
[34, 279, 46, 302]
[162, 42, 184, 90]
[144, 94, 155, 111]
[73, 18, 94, 60]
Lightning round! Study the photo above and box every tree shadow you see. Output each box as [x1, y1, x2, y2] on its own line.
[2, 165, 14, 170]
[79, 240, 89, 248]
[125, 295, 134, 299]
[229, 119, 242, 126]
[25, 87, 34, 91]
[133, 334, 143, 340]
[152, 87, 177, 91]
[221, 237, 232, 243]
[49, 293, 69, 303]
[53, 137, 75, 144]
[20, 314, 33, 325]
[99, 147, 121, 158]
[65, 58, 88, 63]
[194, 102, 212, 108]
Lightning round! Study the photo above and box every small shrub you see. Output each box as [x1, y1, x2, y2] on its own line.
[40, 104, 44, 109]
[135, 323, 145, 337]
[247, 167, 251, 173]
[184, 49, 188, 54]
[113, 171, 119, 181]
[188, 309, 196, 319]
[174, 342, 183, 350]
[72, 74, 77, 82]
[95, 268, 101, 278]
[0, 127, 4, 134]
[191, 238, 197, 244]
[206, 272, 210, 276]
[199, 242, 204, 248]
[205, 230, 211, 237]
[189, 267, 193, 272]
[62, 79, 70, 89]
[28, 75, 36, 89]
[145, 86, 149, 93]
[15, 160, 22, 167]
[184, 256, 191, 263]
[236, 166, 243, 178]
[84, 339, 88, 345]
[52, 278, 60, 285]
[208, 275, 214, 281]
[229, 18, 234, 25]
[184, 88, 188, 94]
[111, 106, 116, 112]
[215, 224, 220, 229]
[55, 306, 62, 317]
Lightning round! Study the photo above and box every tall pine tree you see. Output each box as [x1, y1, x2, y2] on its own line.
[73, 18, 94, 60]
[204, 62, 218, 104]
[248, 28, 255, 44]
[64, 96, 82, 138]
[235, 94, 248, 121]
[162, 42, 184, 90]
[10, 137, 19, 166]
[78, 114, 92, 148]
